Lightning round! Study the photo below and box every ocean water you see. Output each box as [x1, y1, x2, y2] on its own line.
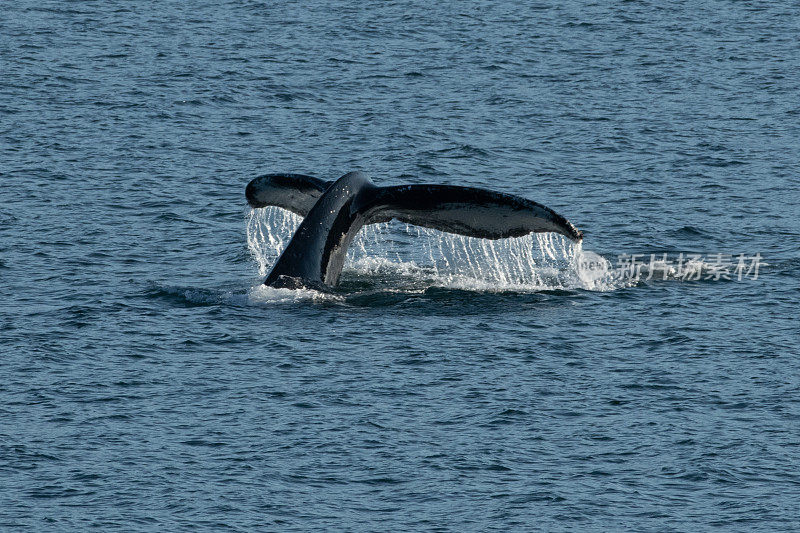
[2, 0, 799, 531]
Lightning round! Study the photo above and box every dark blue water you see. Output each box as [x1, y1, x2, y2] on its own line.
[2, 1, 799, 530]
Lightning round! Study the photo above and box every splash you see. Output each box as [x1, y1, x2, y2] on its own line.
[245, 207, 628, 292]
[246, 207, 302, 277]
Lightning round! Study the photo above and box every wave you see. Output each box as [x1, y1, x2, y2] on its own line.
[147, 283, 341, 306]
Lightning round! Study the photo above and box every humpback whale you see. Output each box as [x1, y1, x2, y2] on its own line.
[246, 171, 583, 289]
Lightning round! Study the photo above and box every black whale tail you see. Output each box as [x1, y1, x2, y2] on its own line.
[246, 172, 583, 288]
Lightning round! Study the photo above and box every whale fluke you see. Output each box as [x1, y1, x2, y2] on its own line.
[246, 171, 583, 288]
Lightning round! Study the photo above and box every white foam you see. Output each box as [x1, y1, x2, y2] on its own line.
[246, 284, 343, 304]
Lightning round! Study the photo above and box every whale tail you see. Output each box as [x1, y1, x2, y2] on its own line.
[246, 172, 583, 288]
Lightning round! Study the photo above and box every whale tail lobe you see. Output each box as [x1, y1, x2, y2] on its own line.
[358, 184, 583, 242]
[245, 173, 333, 216]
